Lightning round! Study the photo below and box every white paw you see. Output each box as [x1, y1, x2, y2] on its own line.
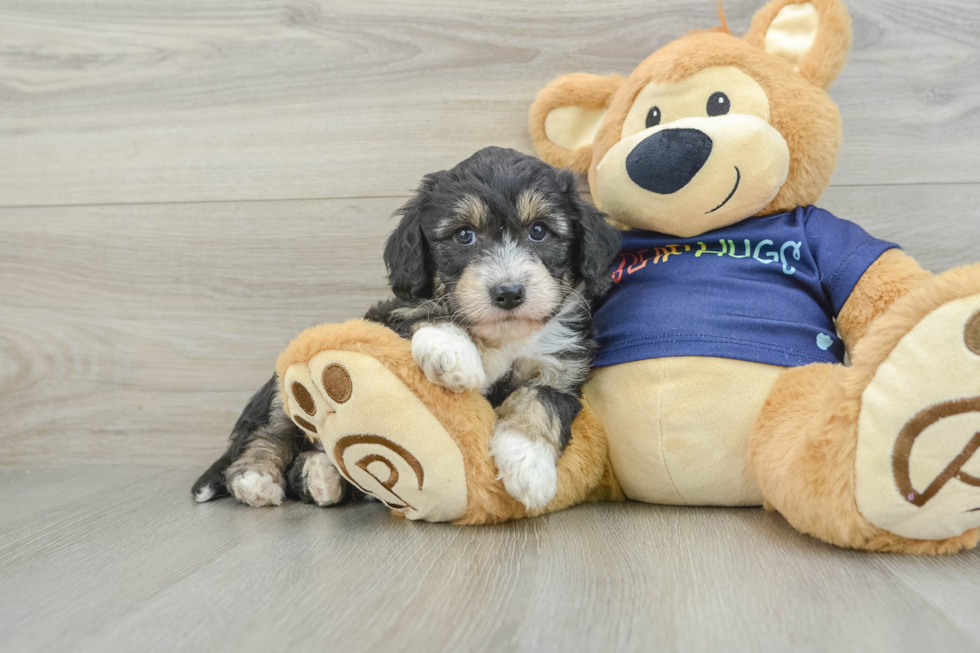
[303, 453, 345, 507]
[229, 470, 285, 507]
[489, 427, 558, 511]
[411, 324, 486, 393]
[194, 485, 216, 503]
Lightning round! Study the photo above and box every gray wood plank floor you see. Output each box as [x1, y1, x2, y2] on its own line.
[1, 466, 979, 653]
[2, 0, 980, 650]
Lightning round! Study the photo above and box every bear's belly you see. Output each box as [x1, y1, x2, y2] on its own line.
[584, 356, 785, 506]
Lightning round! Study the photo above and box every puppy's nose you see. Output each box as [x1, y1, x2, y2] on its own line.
[626, 128, 713, 194]
[491, 285, 525, 311]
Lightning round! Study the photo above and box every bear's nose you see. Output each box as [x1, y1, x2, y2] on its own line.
[491, 284, 525, 311]
[625, 128, 713, 194]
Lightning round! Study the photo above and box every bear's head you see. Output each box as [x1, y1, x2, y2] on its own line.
[530, 0, 852, 238]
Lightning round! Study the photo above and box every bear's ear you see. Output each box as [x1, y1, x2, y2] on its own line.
[529, 73, 624, 174]
[743, 0, 852, 89]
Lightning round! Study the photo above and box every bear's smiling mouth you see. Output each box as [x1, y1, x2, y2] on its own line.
[705, 167, 740, 214]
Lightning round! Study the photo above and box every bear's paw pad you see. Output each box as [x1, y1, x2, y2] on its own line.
[856, 294, 980, 540]
[282, 350, 468, 522]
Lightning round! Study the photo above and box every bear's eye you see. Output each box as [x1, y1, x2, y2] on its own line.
[455, 227, 476, 246]
[528, 222, 548, 243]
[645, 106, 661, 128]
[707, 92, 730, 116]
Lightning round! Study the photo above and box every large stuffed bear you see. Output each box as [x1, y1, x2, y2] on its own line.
[276, 0, 980, 553]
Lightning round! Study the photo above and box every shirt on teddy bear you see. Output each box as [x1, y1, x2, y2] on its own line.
[593, 205, 898, 369]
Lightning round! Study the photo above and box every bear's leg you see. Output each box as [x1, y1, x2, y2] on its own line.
[275, 319, 618, 524]
[752, 264, 980, 553]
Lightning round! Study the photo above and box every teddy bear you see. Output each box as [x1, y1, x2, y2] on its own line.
[275, 0, 980, 554]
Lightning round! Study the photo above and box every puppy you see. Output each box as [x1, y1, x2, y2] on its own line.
[191, 147, 620, 511]
[367, 147, 621, 508]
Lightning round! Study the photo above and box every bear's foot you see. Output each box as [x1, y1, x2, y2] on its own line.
[856, 288, 980, 541]
[280, 349, 469, 522]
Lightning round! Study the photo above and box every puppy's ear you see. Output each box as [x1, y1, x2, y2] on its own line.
[384, 184, 433, 301]
[559, 170, 621, 299]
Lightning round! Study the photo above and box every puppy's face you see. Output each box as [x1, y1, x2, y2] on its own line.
[385, 148, 621, 342]
[433, 188, 571, 340]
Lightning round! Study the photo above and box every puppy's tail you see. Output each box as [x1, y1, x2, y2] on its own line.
[191, 450, 233, 502]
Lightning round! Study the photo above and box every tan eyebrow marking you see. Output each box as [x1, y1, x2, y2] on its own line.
[455, 195, 489, 227]
[517, 189, 551, 224]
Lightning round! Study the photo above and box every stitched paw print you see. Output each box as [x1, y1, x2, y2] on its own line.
[856, 294, 980, 540]
[281, 348, 468, 522]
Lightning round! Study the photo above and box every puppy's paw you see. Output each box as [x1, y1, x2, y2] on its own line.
[489, 427, 558, 511]
[228, 470, 285, 507]
[412, 324, 486, 393]
[303, 452, 345, 507]
[193, 484, 218, 503]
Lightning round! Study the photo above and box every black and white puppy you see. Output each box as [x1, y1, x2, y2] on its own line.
[191, 147, 620, 510]
[368, 147, 620, 508]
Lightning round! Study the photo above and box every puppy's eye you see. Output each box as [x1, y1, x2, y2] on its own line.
[645, 106, 661, 128]
[454, 227, 476, 246]
[707, 92, 730, 117]
[528, 222, 548, 243]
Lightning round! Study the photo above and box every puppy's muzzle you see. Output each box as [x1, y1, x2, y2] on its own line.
[491, 284, 526, 311]
[626, 128, 713, 194]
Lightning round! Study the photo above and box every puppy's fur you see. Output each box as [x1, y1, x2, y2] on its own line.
[368, 147, 621, 508]
[191, 147, 620, 510]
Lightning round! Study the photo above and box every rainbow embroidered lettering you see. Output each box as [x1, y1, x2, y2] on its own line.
[611, 238, 803, 282]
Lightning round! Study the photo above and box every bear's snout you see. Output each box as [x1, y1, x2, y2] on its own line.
[625, 128, 713, 194]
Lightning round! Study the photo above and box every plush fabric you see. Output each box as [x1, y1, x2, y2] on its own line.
[282, 348, 470, 522]
[277, 319, 509, 523]
[270, 0, 980, 554]
[276, 319, 622, 525]
[856, 295, 980, 540]
[836, 249, 931, 347]
[585, 30, 844, 221]
[596, 112, 791, 235]
[522, 0, 980, 553]
[529, 2, 850, 223]
[593, 206, 898, 368]
[752, 264, 980, 553]
[743, 0, 852, 89]
[585, 356, 781, 505]
[528, 73, 624, 175]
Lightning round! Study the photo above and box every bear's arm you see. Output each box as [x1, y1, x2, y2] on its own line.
[836, 249, 931, 349]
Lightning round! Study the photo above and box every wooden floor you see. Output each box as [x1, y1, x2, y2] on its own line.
[1, 0, 980, 650]
[2, 466, 980, 652]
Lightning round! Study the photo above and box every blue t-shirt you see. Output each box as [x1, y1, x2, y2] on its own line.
[592, 206, 898, 369]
